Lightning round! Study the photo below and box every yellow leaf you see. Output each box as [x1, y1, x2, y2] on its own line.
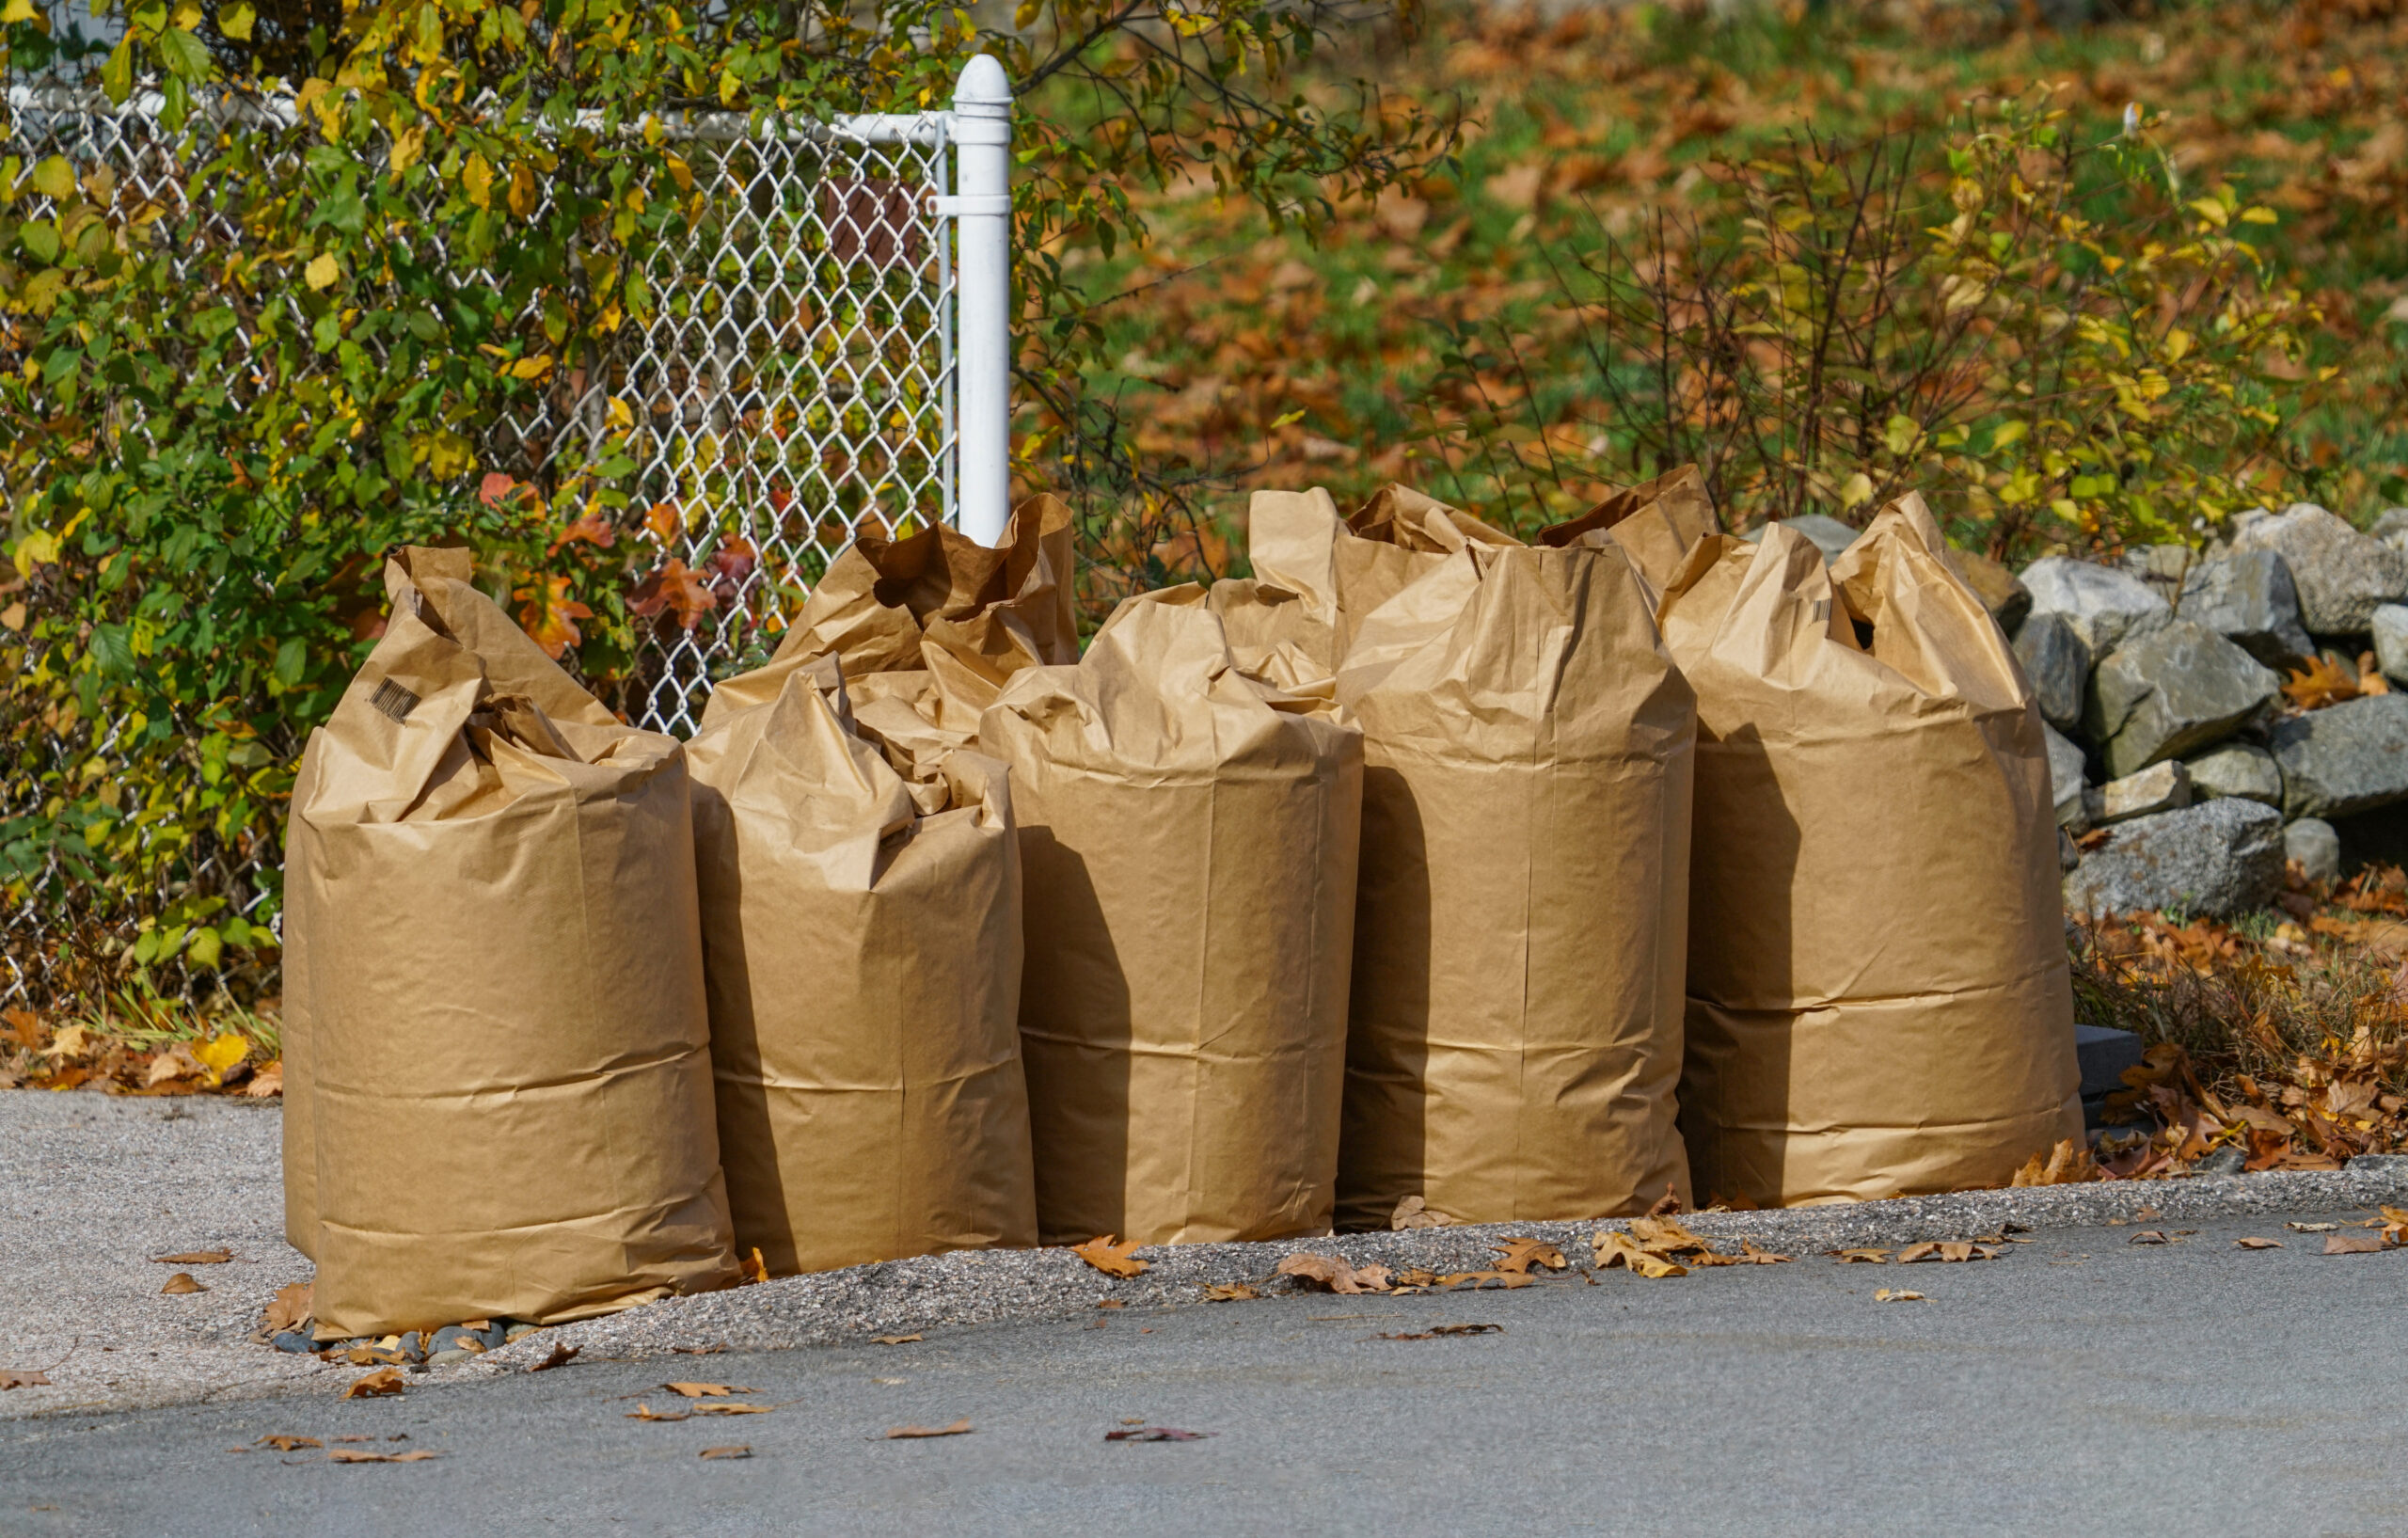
[606, 396, 635, 430]
[195, 1033, 248, 1079]
[1837, 471, 1875, 510]
[1989, 420, 2028, 450]
[1592, 1230, 1687, 1277]
[30, 156, 74, 202]
[506, 355, 553, 381]
[219, 1, 255, 40]
[463, 152, 494, 209]
[305, 252, 340, 290]
[508, 161, 536, 218]
[12, 529, 60, 577]
[0, 0, 42, 24]
[389, 124, 427, 177]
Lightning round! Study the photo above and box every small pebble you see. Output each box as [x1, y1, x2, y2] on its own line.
[271, 1331, 316, 1355]
[427, 1348, 477, 1368]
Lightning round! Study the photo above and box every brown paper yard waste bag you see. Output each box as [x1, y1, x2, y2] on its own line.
[686, 645, 1037, 1276]
[1653, 495, 2082, 1207]
[285, 547, 739, 1337]
[1245, 486, 1696, 1230]
[978, 585, 1365, 1246]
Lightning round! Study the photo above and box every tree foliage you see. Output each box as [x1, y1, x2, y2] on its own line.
[0, 0, 1449, 1004]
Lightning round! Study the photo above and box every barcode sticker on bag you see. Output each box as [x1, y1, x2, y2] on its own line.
[370, 678, 420, 723]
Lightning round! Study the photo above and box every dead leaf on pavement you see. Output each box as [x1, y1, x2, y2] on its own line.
[2235, 1237, 2285, 1249]
[1070, 1235, 1149, 1278]
[2128, 1230, 2172, 1245]
[627, 1403, 689, 1421]
[326, 1449, 437, 1464]
[341, 1368, 404, 1400]
[1389, 1195, 1454, 1230]
[664, 1383, 752, 1398]
[2324, 1232, 2386, 1254]
[262, 1282, 311, 1334]
[1434, 1269, 1533, 1289]
[1736, 1242, 1791, 1263]
[1374, 1323, 1503, 1340]
[1202, 1282, 1260, 1302]
[1627, 1217, 1712, 1255]
[257, 1435, 320, 1451]
[1830, 1248, 1891, 1264]
[699, 1446, 752, 1460]
[242, 1062, 284, 1099]
[691, 1403, 772, 1416]
[1275, 1253, 1393, 1294]
[1592, 1231, 1687, 1277]
[1898, 1241, 2003, 1263]
[1105, 1426, 1212, 1440]
[1874, 1289, 1926, 1303]
[161, 1273, 208, 1294]
[527, 1342, 579, 1372]
[885, 1419, 973, 1439]
[1491, 1237, 1567, 1274]
[870, 1335, 922, 1346]
[2286, 1221, 2338, 1232]
[0, 1370, 53, 1390]
[151, 1249, 231, 1264]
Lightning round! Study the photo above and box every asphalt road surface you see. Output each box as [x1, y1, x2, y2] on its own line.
[4, 1208, 2402, 1537]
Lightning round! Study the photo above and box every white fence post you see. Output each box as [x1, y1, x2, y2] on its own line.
[946, 55, 1014, 547]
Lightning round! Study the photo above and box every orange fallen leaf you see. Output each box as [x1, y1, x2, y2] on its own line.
[1202, 1282, 1260, 1302]
[1874, 1289, 1925, 1302]
[738, 1246, 769, 1285]
[526, 1341, 579, 1372]
[327, 1449, 438, 1463]
[627, 1403, 689, 1422]
[1275, 1253, 1393, 1294]
[885, 1420, 973, 1439]
[151, 1249, 231, 1265]
[1736, 1242, 1791, 1264]
[342, 1368, 404, 1400]
[161, 1273, 208, 1294]
[1491, 1237, 1568, 1274]
[664, 1382, 752, 1398]
[691, 1403, 772, 1416]
[1071, 1235, 1149, 1278]
[1592, 1231, 1686, 1277]
[0, 1369, 53, 1389]
[1898, 1241, 2002, 1263]
[699, 1445, 752, 1460]
[2324, 1232, 2386, 1254]
[257, 1435, 320, 1451]
[262, 1282, 312, 1334]
[2284, 654, 2360, 711]
[2235, 1237, 2284, 1249]
[2010, 1138, 2098, 1185]
[869, 1335, 922, 1346]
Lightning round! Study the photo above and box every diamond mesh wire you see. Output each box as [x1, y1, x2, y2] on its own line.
[0, 89, 960, 1011]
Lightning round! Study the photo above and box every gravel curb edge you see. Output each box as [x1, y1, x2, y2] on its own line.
[450, 1165, 2408, 1374]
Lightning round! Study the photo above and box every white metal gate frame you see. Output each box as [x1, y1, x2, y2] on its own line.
[0, 56, 1013, 1008]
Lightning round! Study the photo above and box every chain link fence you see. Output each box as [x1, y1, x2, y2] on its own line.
[0, 80, 991, 1012]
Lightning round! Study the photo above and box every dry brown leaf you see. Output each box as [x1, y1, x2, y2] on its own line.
[664, 1383, 751, 1398]
[160, 1273, 207, 1294]
[242, 1061, 284, 1098]
[1737, 1242, 1791, 1264]
[2009, 1138, 2099, 1186]
[257, 1435, 320, 1451]
[699, 1446, 752, 1460]
[1898, 1241, 2001, 1263]
[738, 1246, 769, 1286]
[1201, 1282, 1260, 1302]
[869, 1335, 922, 1346]
[151, 1249, 231, 1265]
[1434, 1269, 1535, 1289]
[1388, 1195, 1454, 1230]
[1070, 1235, 1149, 1278]
[1375, 1323, 1504, 1340]
[1830, 1248, 1891, 1264]
[1645, 1186, 1684, 1216]
[327, 1449, 437, 1464]
[2324, 1232, 2386, 1254]
[2284, 655, 2361, 711]
[2287, 1221, 2339, 1232]
[261, 1282, 311, 1334]
[1874, 1289, 1925, 1303]
[885, 1419, 973, 1439]
[1592, 1231, 1687, 1278]
[2129, 1230, 2171, 1245]
[0, 1370, 52, 1390]
[1491, 1237, 1568, 1274]
[626, 1403, 689, 1422]
[691, 1403, 772, 1416]
[526, 1341, 579, 1372]
[342, 1368, 404, 1400]
[2235, 1237, 2285, 1249]
[1275, 1253, 1393, 1294]
[1627, 1217, 1714, 1256]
